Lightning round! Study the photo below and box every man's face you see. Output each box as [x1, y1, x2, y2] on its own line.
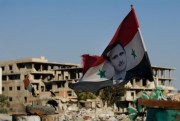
[109, 44, 127, 73]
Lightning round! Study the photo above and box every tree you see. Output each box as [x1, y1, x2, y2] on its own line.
[76, 91, 96, 101]
[0, 95, 9, 113]
[98, 85, 126, 106]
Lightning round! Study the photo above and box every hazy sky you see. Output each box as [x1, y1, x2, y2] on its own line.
[0, 1, 180, 90]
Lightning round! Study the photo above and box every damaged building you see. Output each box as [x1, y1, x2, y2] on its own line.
[0, 56, 177, 114]
[0, 56, 81, 113]
[116, 66, 176, 113]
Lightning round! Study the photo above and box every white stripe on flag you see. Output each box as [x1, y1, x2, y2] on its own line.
[125, 30, 145, 70]
[82, 62, 111, 82]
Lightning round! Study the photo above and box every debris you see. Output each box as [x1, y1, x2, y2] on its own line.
[169, 93, 180, 101]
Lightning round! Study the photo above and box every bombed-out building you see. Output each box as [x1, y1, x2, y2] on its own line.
[0, 56, 177, 113]
[116, 66, 176, 112]
[0, 56, 81, 113]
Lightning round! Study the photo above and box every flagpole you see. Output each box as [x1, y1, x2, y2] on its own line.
[131, 4, 133, 9]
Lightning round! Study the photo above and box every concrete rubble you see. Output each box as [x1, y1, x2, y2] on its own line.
[0, 114, 12, 121]
[0, 107, 133, 121]
[169, 93, 180, 101]
[41, 101, 145, 121]
[41, 107, 131, 121]
[1, 93, 180, 121]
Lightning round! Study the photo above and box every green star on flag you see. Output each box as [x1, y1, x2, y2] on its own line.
[97, 70, 106, 78]
[131, 49, 137, 59]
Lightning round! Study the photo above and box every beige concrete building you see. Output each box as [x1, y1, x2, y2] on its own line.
[116, 66, 176, 113]
[0, 56, 82, 113]
[0, 56, 177, 113]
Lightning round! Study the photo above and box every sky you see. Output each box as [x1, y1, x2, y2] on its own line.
[0, 1, 180, 90]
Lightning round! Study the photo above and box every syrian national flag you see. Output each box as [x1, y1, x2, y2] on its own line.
[69, 7, 153, 92]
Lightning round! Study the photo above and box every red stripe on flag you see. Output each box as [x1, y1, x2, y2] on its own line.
[82, 54, 105, 75]
[23, 75, 30, 89]
[82, 54, 99, 75]
[92, 56, 105, 67]
[109, 8, 139, 47]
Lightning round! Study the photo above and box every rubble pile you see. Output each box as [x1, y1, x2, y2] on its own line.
[169, 93, 180, 101]
[0, 114, 12, 121]
[52, 108, 131, 121]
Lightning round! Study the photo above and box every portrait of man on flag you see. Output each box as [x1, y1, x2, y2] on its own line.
[102, 42, 127, 84]
[69, 7, 153, 92]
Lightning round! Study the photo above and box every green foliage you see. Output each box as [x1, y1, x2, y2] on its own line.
[76, 91, 96, 100]
[76, 85, 127, 106]
[0, 95, 9, 113]
[98, 85, 125, 106]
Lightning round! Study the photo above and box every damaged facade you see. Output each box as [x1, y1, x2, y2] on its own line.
[0, 56, 81, 113]
[0, 56, 177, 113]
[116, 66, 176, 113]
